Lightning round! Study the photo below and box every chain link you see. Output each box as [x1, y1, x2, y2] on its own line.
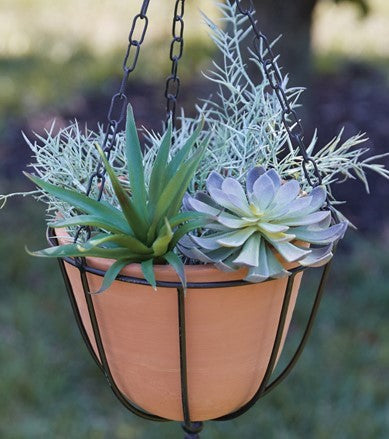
[236, 0, 324, 189]
[74, 0, 151, 243]
[165, 0, 186, 127]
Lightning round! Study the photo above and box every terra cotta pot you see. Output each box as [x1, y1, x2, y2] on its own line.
[61, 248, 303, 421]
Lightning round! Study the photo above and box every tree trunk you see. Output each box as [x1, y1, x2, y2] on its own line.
[250, 0, 318, 88]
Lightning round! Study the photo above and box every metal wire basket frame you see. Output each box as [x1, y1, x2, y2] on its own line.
[49, 228, 333, 438]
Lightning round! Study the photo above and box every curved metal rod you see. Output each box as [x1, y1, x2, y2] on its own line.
[177, 287, 191, 424]
[177, 287, 204, 436]
[57, 258, 103, 371]
[49, 228, 104, 371]
[215, 274, 296, 421]
[78, 265, 170, 422]
[262, 262, 332, 396]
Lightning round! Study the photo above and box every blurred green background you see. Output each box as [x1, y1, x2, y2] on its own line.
[1, 1, 388, 438]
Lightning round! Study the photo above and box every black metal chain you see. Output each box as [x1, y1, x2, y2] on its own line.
[164, 0, 186, 127]
[74, 0, 151, 243]
[235, 0, 323, 189]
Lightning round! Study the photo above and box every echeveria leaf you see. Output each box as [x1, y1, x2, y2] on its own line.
[298, 244, 333, 267]
[265, 246, 290, 278]
[244, 239, 269, 282]
[271, 241, 311, 263]
[233, 234, 261, 267]
[269, 179, 300, 209]
[278, 210, 330, 227]
[206, 171, 224, 193]
[216, 227, 257, 248]
[252, 173, 275, 211]
[246, 166, 265, 194]
[293, 222, 347, 245]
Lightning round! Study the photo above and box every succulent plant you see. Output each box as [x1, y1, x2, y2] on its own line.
[25, 105, 209, 292]
[179, 167, 348, 282]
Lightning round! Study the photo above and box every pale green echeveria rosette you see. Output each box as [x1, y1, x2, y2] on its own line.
[179, 167, 348, 282]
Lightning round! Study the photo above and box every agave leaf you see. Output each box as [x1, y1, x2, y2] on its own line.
[148, 120, 173, 209]
[24, 173, 127, 231]
[147, 135, 209, 242]
[170, 217, 210, 249]
[164, 251, 187, 289]
[233, 234, 261, 267]
[83, 233, 153, 255]
[27, 244, 143, 260]
[48, 214, 131, 235]
[141, 259, 157, 290]
[165, 134, 211, 218]
[152, 218, 174, 256]
[96, 144, 148, 241]
[125, 104, 148, 218]
[166, 118, 204, 179]
[168, 211, 208, 228]
[92, 259, 131, 294]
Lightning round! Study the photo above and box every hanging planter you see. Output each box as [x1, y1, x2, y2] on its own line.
[2, 0, 389, 437]
[53, 227, 306, 421]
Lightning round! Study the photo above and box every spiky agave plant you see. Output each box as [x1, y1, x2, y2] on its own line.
[179, 167, 348, 282]
[25, 105, 209, 292]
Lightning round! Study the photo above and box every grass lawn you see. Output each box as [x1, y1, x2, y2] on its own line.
[0, 188, 388, 439]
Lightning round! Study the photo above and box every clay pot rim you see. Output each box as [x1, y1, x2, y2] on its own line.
[53, 227, 249, 283]
[53, 226, 305, 284]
